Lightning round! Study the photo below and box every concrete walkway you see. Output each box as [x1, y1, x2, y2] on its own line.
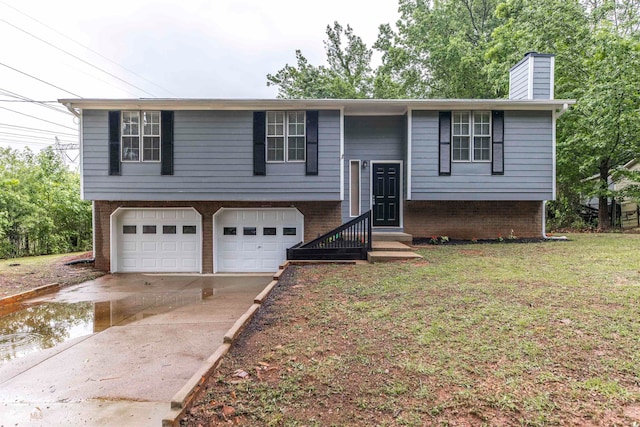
[0, 274, 271, 426]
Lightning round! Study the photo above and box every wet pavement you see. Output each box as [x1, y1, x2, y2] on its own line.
[0, 273, 272, 426]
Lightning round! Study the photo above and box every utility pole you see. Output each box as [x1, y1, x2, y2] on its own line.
[53, 136, 79, 170]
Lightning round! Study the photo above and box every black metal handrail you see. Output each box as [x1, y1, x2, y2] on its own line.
[287, 211, 372, 260]
[301, 210, 372, 251]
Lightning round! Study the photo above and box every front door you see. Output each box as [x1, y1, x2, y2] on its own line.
[372, 162, 401, 227]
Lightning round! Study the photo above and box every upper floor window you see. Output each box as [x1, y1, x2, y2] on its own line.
[452, 111, 491, 162]
[122, 111, 160, 162]
[266, 111, 305, 162]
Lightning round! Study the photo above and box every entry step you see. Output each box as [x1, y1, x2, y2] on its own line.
[372, 232, 413, 243]
[372, 241, 413, 252]
[367, 251, 423, 263]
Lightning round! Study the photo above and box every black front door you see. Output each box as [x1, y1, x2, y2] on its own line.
[372, 163, 400, 227]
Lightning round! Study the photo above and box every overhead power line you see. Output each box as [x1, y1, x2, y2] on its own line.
[0, 106, 78, 131]
[0, 131, 76, 143]
[0, 0, 178, 97]
[0, 61, 82, 97]
[0, 17, 159, 97]
[0, 123, 77, 137]
[0, 87, 73, 115]
[0, 99, 59, 103]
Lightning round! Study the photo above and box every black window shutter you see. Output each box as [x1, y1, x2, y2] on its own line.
[253, 111, 266, 176]
[438, 112, 451, 176]
[108, 111, 121, 176]
[492, 111, 504, 175]
[306, 110, 319, 175]
[161, 111, 174, 175]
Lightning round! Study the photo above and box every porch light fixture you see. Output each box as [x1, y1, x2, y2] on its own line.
[362, 160, 368, 169]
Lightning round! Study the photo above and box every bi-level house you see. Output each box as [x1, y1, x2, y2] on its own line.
[60, 52, 573, 274]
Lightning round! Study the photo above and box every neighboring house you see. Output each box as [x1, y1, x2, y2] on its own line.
[60, 52, 573, 274]
[584, 159, 640, 229]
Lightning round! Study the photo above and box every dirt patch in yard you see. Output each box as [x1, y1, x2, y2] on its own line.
[0, 252, 104, 298]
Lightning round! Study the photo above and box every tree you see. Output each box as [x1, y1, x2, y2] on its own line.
[488, 0, 640, 228]
[0, 147, 91, 258]
[267, 22, 374, 98]
[375, 0, 503, 98]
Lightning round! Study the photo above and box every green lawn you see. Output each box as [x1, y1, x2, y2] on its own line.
[183, 234, 640, 426]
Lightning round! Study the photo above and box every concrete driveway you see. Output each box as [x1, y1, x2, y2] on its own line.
[0, 273, 272, 426]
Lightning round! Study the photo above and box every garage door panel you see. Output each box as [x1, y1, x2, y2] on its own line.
[162, 259, 177, 268]
[180, 241, 196, 251]
[215, 208, 303, 273]
[122, 241, 137, 252]
[142, 210, 158, 220]
[142, 258, 158, 268]
[162, 241, 177, 252]
[141, 241, 158, 252]
[262, 242, 278, 252]
[115, 208, 201, 273]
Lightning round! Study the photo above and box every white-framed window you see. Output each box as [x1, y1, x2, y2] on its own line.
[452, 111, 491, 162]
[121, 111, 161, 162]
[473, 112, 491, 161]
[266, 111, 305, 162]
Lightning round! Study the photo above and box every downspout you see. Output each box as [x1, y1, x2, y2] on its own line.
[64, 103, 81, 118]
[554, 103, 569, 120]
[544, 102, 571, 240]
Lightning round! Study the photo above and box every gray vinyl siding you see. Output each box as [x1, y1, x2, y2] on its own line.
[531, 56, 552, 100]
[341, 116, 405, 222]
[509, 60, 529, 100]
[410, 110, 553, 201]
[81, 109, 341, 201]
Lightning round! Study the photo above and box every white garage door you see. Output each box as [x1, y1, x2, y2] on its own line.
[214, 208, 303, 273]
[112, 208, 201, 273]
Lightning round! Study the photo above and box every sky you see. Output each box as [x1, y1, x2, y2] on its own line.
[0, 0, 401, 160]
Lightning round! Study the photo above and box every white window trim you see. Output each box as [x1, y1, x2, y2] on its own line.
[349, 160, 361, 217]
[451, 110, 492, 163]
[121, 110, 161, 163]
[472, 111, 492, 163]
[265, 111, 306, 163]
[451, 111, 471, 163]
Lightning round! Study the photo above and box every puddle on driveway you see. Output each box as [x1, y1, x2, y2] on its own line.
[0, 287, 215, 365]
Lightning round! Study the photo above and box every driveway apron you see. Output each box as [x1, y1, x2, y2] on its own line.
[0, 273, 271, 426]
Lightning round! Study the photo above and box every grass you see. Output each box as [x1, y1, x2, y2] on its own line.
[183, 233, 640, 426]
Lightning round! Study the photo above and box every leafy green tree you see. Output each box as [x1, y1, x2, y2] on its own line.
[0, 147, 91, 258]
[267, 22, 374, 98]
[375, 0, 503, 98]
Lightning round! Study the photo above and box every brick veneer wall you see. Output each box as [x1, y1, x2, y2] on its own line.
[93, 200, 342, 273]
[403, 201, 543, 240]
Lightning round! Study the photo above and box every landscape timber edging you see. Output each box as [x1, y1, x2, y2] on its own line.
[161, 267, 287, 427]
[0, 283, 60, 307]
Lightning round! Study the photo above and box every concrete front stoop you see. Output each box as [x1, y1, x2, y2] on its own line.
[368, 234, 422, 263]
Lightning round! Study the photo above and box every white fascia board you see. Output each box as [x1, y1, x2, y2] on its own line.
[59, 98, 576, 115]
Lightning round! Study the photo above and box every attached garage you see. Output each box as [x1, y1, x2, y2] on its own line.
[214, 208, 303, 273]
[111, 208, 202, 273]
